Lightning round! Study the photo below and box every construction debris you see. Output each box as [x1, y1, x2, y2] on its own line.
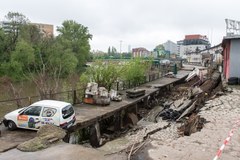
[178, 114, 206, 136]
[158, 69, 221, 121]
[83, 82, 123, 105]
[185, 68, 200, 82]
[109, 89, 122, 102]
[143, 106, 163, 122]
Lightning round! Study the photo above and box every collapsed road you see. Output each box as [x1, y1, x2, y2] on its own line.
[0, 70, 191, 154]
[130, 88, 240, 160]
[98, 67, 224, 158]
[1, 66, 236, 160]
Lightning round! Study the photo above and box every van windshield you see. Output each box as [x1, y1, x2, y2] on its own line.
[62, 105, 74, 119]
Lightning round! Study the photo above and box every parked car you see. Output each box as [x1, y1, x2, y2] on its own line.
[2, 100, 76, 131]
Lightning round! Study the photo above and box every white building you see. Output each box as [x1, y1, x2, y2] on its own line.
[186, 44, 222, 65]
[177, 34, 210, 58]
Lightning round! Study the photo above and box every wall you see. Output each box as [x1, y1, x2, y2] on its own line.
[186, 54, 201, 63]
[178, 44, 207, 57]
[229, 39, 240, 77]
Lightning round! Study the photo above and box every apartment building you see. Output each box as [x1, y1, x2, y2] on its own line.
[177, 34, 210, 57]
[31, 23, 54, 37]
[0, 21, 53, 37]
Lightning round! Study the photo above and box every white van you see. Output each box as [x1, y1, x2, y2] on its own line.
[2, 100, 76, 130]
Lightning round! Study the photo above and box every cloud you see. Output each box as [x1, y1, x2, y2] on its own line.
[1, 0, 240, 52]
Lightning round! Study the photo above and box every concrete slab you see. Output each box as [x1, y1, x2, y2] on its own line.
[0, 126, 36, 152]
[0, 142, 127, 160]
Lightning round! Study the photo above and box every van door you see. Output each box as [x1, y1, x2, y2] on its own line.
[18, 106, 42, 129]
[41, 107, 59, 126]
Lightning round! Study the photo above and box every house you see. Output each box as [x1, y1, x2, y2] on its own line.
[222, 35, 240, 79]
[132, 47, 151, 58]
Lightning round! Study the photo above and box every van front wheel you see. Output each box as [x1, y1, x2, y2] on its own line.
[8, 120, 17, 131]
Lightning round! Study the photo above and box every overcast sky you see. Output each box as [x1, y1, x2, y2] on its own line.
[1, 0, 239, 52]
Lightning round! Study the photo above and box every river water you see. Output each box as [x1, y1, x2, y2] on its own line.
[0, 79, 74, 118]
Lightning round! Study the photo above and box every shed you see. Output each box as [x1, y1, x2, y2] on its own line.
[222, 35, 240, 80]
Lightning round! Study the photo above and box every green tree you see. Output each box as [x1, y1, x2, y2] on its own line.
[81, 60, 123, 90]
[19, 24, 42, 45]
[107, 46, 111, 55]
[0, 28, 7, 62]
[0, 61, 23, 80]
[121, 58, 151, 85]
[46, 43, 78, 76]
[112, 46, 117, 54]
[154, 44, 166, 58]
[27, 40, 79, 99]
[11, 40, 35, 70]
[57, 20, 92, 72]
[7, 40, 35, 79]
[4, 12, 29, 56]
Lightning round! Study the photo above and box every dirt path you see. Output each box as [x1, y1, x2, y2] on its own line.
[133, 88, 240, 160]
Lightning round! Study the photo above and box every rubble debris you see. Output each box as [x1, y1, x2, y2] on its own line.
[127, 113, 138, 126]
[178, 114, 206, 136]
[190, 86, 203, 97]
[163, 101, 173, 108]
[173, 98, 184, 108]
[186, 68, 200, 82]
[17, 125, 66, 152]
[175, 99, 193, 112]
[109, 89, 122, 102]
[147, 68, 222, 123]
[200, 71, 221, 94]
[143, 106, 163, 122]
[176, 101, 197, 121]
[84, 82, 111, 105]
[158, 109, 180, 120]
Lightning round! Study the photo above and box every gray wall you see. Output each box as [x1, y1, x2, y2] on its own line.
[230, 39, 240, 77]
